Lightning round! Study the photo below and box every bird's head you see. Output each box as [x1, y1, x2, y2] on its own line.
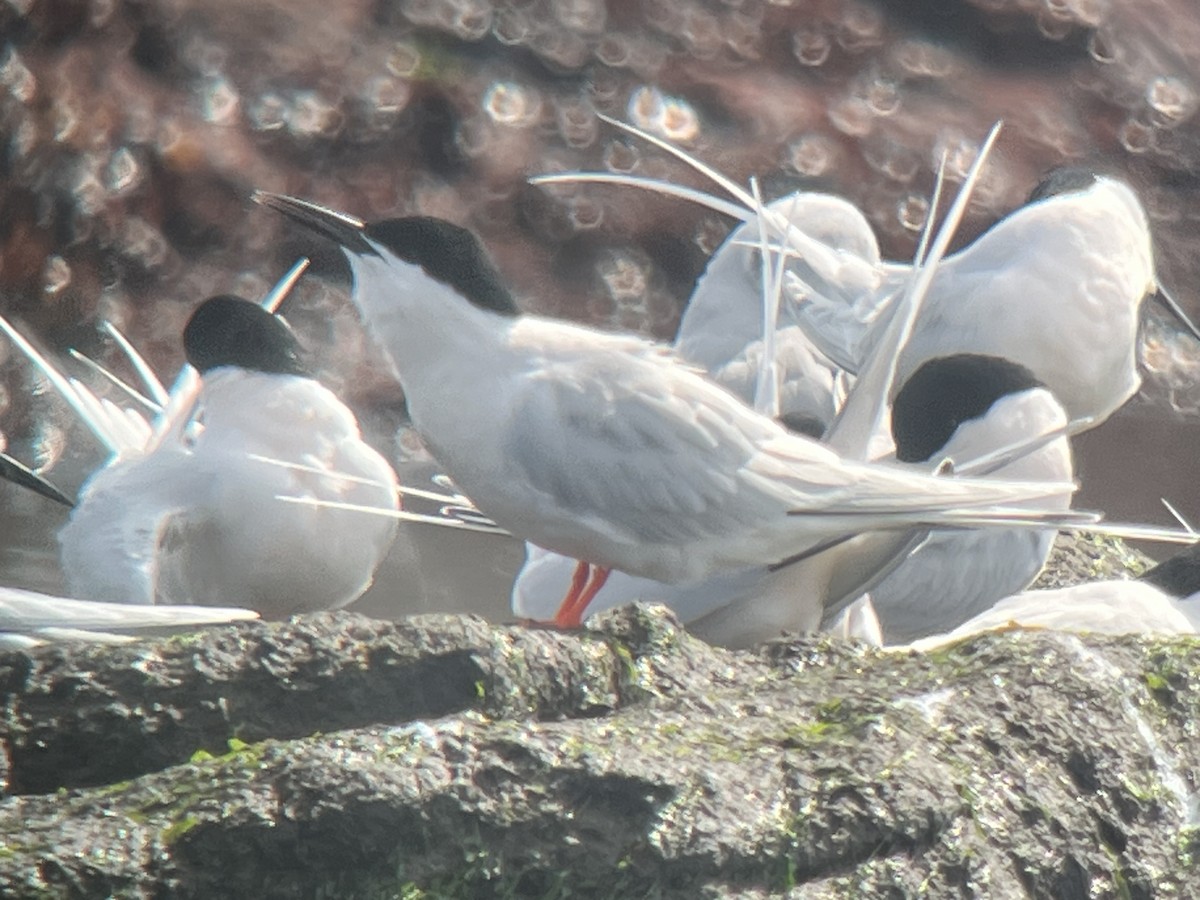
[891, 353, 1051, 465]
[253, 192, 518, 317]
[183, 294, 307, 377]
[1027, 168, 1200, 342]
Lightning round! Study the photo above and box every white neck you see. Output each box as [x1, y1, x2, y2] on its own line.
[349, 250, 514, 407]
[197, 369, 358, 453]
[941, 388, 1073, 489]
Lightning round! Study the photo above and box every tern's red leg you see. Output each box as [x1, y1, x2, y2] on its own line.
[577, 565, 610, 617]
[553, 562, 611, 628]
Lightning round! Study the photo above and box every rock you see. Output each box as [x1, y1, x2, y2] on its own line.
[1032, 531, 1154, 589]
[0, 609, 749, 796]
[0, 534, 1197, 897]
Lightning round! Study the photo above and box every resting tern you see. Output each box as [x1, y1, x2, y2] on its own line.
[844, 354, 1072, 643]
[509, 127, 1017, 638]
[510, 189, 892, 638]
[511, 353, 1074, 645]
[535, 120, 1200, 428]
[850, 170, 1197, 425]
[61, 295, 400, 613]
[674, 190, 881, 367]
[257, 190, 1091, 628]
[904, 541, 1200, 651]
[0, 283, 400, 616]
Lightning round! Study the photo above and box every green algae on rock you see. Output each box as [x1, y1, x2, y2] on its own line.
[0, 535, 1198, 897]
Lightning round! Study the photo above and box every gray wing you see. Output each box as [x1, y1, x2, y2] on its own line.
[504, 332, 1078, 568]
[58, 450, 206, 605]
[505, 353, 790, 546]
[709, 326, 839, 434]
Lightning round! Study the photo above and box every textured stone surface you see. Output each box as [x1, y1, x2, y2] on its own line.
[0, 607, 750, 796]
[1031, 530, 1154, 590]
[0, 536, 1196, 898]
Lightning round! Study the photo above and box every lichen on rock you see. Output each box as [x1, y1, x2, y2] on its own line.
[0, 535, 1198, 898]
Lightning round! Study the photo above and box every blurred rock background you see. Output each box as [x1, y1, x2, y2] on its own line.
[1, 0, 1199, 604]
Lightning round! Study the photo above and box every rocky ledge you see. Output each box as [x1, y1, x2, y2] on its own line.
[0, 535, 1196, 899]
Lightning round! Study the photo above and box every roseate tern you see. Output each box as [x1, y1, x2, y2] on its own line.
[511, 354, 1075, 646]
[57, 295, 400, 613]
[534, 119, 1200, 428]
[846, 170, 1197, 426]
[256, 186, 1095, 629]
[0, 276, 400, 615]
[904, 540, 1200, 650]
[839, 354, 1072, 643]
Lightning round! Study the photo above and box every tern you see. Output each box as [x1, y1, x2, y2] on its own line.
[904, 540, 1200, 650]
[843, 169, 1195, 425]
[508, 184, 907, 639]
[904, 581, 1197, 647]
[256, 190, 1091, 627]
[0, 282, 400, 616]
[484, 188, 875, 638]
[674, 190, 883, 433]
[59, 295, 400, 613]
[841, 353, 1072, 643]
[534, 120, 1200, 428]
[511, 353, 1074, 646]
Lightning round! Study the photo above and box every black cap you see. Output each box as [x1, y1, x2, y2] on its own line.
[365, 217, 518, 316]
[892, 354, 1044, 463]
[1140, 544, 1200, 599]
[255, 193, 519, 316]
[1026, 167, 1100, 205]
[183, 295, 307, 377]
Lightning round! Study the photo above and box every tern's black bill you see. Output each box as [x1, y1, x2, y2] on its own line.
[252, 192, 377, 257]
[1152, 285, 1200, 342]
[0, 452, 75, 507]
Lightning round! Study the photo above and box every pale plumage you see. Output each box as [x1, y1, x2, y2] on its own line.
[536, 123, 1197, 430]
[0, 286, 399, 617]
[901, 525, 1200, 651]
[61, 366, 400, 613]
[675, 191, 880, 372]
[512, 354, 1074, 646]
[0, 585, 257, 650]
[848, 358, 1073, 643]
[512, 133, 1072, 642]
[257, 191, 1084, 606]
[904, 581, 1198, 652]
[859, 175, 1159, 424]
